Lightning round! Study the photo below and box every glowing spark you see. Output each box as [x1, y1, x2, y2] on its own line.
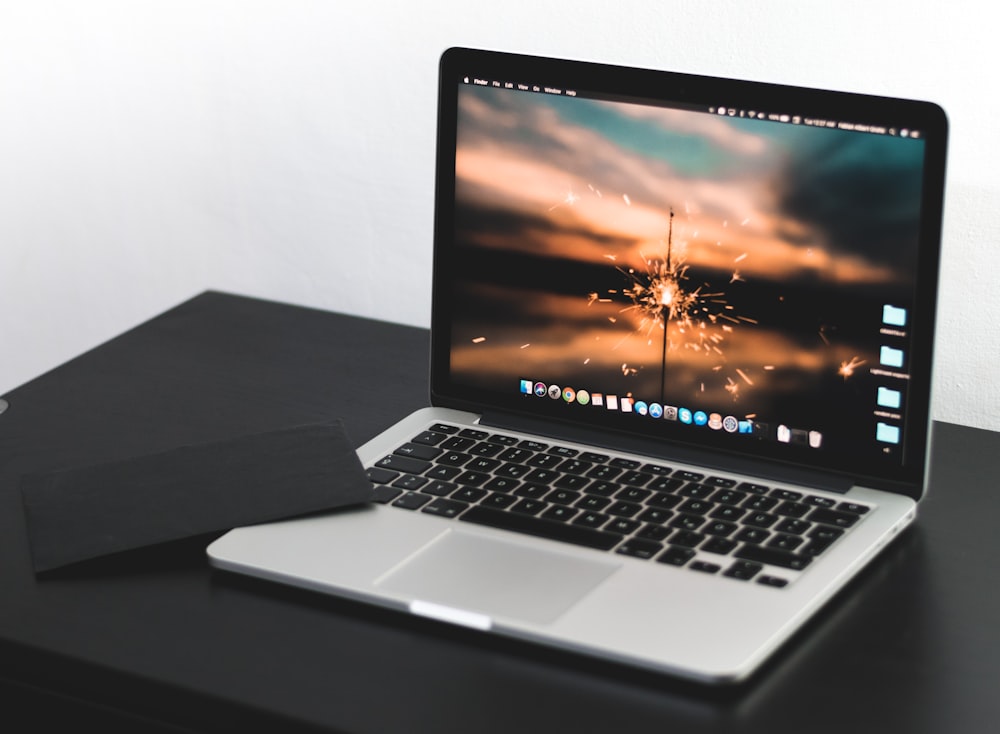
[839, 356, 866, 379]
[548, 191, 580, 211]
[736, 368, 754, 385]
[741, 217, 750, 226]
[623, 194, 631, 206]
[520, 343, 530, 349]
[734, 253, 747, 263]
[472, 337, 486, 344]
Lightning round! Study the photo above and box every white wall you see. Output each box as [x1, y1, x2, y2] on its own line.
[1, 1, 997, 430]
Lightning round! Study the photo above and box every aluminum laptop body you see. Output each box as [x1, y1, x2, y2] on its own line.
[208, 48, 948, 684]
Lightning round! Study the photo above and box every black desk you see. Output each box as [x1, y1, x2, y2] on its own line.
[2, 291, 997, 732]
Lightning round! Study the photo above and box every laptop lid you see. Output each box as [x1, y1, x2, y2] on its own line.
[430, 47, 947, 501]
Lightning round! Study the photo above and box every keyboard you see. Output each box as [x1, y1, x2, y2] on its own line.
[366, 422, 871, 589]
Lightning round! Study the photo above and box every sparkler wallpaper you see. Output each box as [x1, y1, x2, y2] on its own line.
[447, 83, 925, 459]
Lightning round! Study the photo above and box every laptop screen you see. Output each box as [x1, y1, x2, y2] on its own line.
[431, 48, 948, 497]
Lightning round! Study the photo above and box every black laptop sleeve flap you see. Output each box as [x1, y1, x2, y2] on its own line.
[20, 421, 373, 573]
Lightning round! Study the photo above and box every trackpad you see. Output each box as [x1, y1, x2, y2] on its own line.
[376, 530, 620, 625]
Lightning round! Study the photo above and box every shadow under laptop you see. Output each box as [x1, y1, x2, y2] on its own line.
[206, 525, 934, 732]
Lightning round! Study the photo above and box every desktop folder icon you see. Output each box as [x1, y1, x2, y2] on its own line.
[883, 305, 908, 327]
[877, 387, 902, 409]
[877, 422, 901, 444]
[880, 346, 905, 368]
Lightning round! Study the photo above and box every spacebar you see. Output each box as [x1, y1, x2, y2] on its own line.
[459, 506, 623, 551]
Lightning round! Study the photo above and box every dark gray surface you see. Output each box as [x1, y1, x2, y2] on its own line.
[1, 291, 996, 732]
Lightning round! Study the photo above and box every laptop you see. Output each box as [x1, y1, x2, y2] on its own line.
[207, 47, 948, 684]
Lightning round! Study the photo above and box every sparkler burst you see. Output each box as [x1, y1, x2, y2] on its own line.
[591, 207, 757, 401]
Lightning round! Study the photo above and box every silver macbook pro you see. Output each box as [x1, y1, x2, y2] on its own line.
[208, 47, 948, 683]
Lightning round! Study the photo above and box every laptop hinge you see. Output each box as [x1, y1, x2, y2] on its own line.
[479, 410, 855, 495]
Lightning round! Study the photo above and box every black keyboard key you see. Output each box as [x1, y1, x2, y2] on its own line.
[510, 498, 546, 516]
[422, 498, 469, 518]
[455, 471, 491, 487]
[702, 537, 738, 555]
[577, 495, 611, 511]
[669, 514, 705, 532]
[606, 518, 641, 535]
[372, 485, 403, 503]
[412, 431, 448, 445]
[736, 526, 771, 544]
[376, 455, 431, 474]
[808, 525, 845, 543]
[638, 507, 673, 524]
[744, 495, 778, 511]
[423, 481, 457, 497]
[690, 561, 721, 574]
[706, 476, 737, 488]
[669, 530, 704, 548]
[441, 436, 477, 451]
[724, 560, 763, 580]
[710, 505, 746, 522]
[674, 470, 704, 482]
[648, 476, 684, 493]
[616, 486, 651, 503]
[616, 538, 663, 560]
[453, 487, 488, 503]
[580, 451, 610, 463]
[557, 459, 593, 475]
[606, 500, 642, 518]
[776, 518, 812, 535]
[610, 457, 641, 470]
[466, 457, 500, 473]
[548, 445, 578, 458]
[805, 495, 836, 508]
[541, 505, 578, 523]
[679, 483, 714, 499]
[573, 511, 610, 529]
[460, 506, 622, 551]
[584, 480, 620, 497]
[641, 463, 673, 476]
[554, 474, 590, 491]
[636, 524, 672, 541]
[757, 575, 789, 588]
[587, 464, 622, 481]
[620, 470, 653, 486]
[392, 492, 432, 510]
[837, 501, 871, 515]
[438, 451, 472, 467]
[547, 488, 581, 505]
[366, 467, 399, 484]
[704, 520, 738, 537]
[648, 492, 682, 510]
[426, 464, 462, 481]
[429, 423, 460, 434]
[524, 468, 561, 484]
[657, 546, 696, 566]
[513, 483, 549, 499]
[495, 463, 531, 479]
[394, 443, 442, 461]
[519, 439, 548, 452]
[486, 433, 519, 446]
[498, 447, 534, 463]
[527, 453, 563, 468]
[744, 512, 778, 529]
[809, 507, 861, 528]
[679, 499, 713, 515]
[735, 544, 812, 571]
[711, 489, 748, 506]
[771, 489, 802, 501]
[767, 534, 804, 552]
[737, 481, 770, 494]
[483, 476, 519, 493]
[459, 428, 489, 440]
[775, 501, 811, 518]
[468, 442, 503, 457]
[392, 474, 428, 490]
[482, 492, 517, 510]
